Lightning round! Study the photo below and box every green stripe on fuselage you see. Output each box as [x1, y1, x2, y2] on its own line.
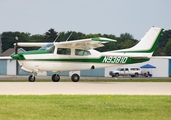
[12, 50, 49, 60]
[21, 55, 149, 64]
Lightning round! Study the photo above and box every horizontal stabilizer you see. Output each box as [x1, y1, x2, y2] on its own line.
[91, 37, 117, 43]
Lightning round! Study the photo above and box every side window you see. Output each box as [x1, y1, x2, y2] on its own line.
[125, 68, 129, 71]
[120, 68, 124, 71]
[130, 68, 140, 71]
[75, 49, 91, 56]
[131, 68, 135, 70]
[57, 48, 71, 55]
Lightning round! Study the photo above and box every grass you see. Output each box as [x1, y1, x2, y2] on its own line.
[0, 95, 170, 120]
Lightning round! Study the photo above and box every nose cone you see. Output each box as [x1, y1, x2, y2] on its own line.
[11, 54, 20, 60]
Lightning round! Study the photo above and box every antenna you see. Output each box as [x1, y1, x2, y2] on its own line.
[53, 32, 60, 42]
[66, 32, 72, 42]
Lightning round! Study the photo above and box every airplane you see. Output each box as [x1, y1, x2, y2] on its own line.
[11, 26, 163, 82]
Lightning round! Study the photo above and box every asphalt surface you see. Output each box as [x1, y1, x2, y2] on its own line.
[0, 81, 170, 95]
[0, 75, 171, 95]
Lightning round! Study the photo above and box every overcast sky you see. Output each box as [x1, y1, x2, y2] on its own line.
[0, 0, 171, 40]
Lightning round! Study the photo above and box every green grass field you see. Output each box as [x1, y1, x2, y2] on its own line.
[0, 95, 171, 120]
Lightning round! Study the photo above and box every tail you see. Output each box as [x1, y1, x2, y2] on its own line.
[111, 26, 163, 57]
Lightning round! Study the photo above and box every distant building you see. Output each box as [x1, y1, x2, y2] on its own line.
[0, 34, 2, 55]
[1, 48, 25, 56]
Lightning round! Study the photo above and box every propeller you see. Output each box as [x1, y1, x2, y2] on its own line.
[14, 36, 19, 75]
[15, 36, 18, 54]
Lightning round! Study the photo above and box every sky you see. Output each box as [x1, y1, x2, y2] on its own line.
[0, 0, 171, 40]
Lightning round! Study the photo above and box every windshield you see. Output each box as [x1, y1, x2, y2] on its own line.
[38, 44, 55, 53]
[117, 68, 123, 71]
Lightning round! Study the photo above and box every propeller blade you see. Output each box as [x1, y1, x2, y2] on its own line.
[15, 36, 18, 54]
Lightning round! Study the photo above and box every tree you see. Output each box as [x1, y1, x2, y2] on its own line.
[29, 34, 45, 42]
[1, 28, 171, 55]
[158, 30, 171, 48]
[153, 29, 171, 56]
[1, 32, 30, 52]
[44, 28, 58, 42]
[164, 38, 171, 55]
[119, 33, 134, 41]
[119, 39, 138, 49]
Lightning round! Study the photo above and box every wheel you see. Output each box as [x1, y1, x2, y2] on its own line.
[131, 75, 135, 77]
[115, 73, 119, 77]
[28, 75, 36, 82]
[111, 75, 115, 77]
[109, 71, 115, 77]
[71, 74, 80, 82]
[52, 74, 60, 82]
[109, 71, 113, 76]
[134, 73, 139, 77]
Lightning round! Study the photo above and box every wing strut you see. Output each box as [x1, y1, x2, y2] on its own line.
[66, 32, 73, 42]
[53, 32, 60, 42]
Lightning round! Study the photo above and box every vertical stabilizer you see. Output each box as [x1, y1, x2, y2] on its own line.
[128, 27, 163, 52]
[110, 27, 163, 57]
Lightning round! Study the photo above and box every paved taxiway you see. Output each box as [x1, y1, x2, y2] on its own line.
[0, 82, 171, 95]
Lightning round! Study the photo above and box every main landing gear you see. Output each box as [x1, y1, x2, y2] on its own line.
[51, 73, 80, 82]
[28, 73, 80, 82]
[52, 74, 60, 82]
[71, 73, 80, 82]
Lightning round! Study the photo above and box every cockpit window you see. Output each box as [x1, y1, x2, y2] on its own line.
[39, 44, 55, 53]
[75, 49, 91, 56]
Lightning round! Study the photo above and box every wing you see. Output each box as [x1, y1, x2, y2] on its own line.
[55, 37, 116, 50]
[14, 37, 116, 49]
[14, 43, 51, 47]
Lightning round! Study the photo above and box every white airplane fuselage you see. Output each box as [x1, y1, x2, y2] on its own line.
[17, 48, 151, 73]
[17, 49, 121, 72]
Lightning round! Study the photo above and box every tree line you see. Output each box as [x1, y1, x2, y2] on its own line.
[1, 28, 171, 56]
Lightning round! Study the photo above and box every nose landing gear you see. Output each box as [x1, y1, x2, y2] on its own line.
[28, 74, 36, 82]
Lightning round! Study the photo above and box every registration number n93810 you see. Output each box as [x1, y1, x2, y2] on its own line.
[102, 56, 128, 64]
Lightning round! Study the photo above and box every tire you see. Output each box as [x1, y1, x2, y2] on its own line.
[115, 73, 119, 77]
[52, 74, 60, 82]
[109, 71, 113, 76]
[111, 75, 115, 77]
[28, 75, 36, 82]
[71, 74, 80, 82]
[134, 73, 139, 77]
